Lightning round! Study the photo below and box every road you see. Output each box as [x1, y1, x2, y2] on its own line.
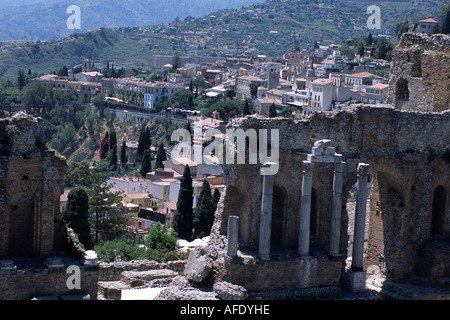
[113, 108, 188, 124]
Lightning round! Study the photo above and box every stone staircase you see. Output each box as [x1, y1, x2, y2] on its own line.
[98, 268, 179, 300]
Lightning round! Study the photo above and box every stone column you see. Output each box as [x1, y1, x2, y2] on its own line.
[329, 160, 344, 259]
[351, 163, 370, 271]
[259, 173, 274, 261]
[226, 216, 239, 259]
[348, 162, 370, 293]
[298, 161, 314, 258]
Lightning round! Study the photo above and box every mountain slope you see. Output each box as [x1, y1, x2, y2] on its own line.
[0, 0, 444, 81]
[0, 0, 265, 41]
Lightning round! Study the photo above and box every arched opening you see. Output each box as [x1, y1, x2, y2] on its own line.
[221, 186, 251, 249]
[366, 171, 406, 279]
[271, 185, 287, 248]
[431, 186, 447, 237]
[395, 78, 409, 110]
[8, 194, 35, 257]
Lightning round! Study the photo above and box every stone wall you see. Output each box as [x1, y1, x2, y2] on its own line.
[0, 114, 67, 259]
[387, 32, 450, 112]
[210, 105, 450, 289]
[98, 260, 187, 282]
[0, 264, 98, 300]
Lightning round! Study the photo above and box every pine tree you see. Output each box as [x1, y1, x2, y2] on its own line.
[99, 131, 109, 159]
[193, 180, 215, 238]
[173, 165, 193, 240]
[140, 149, 152, 177]
[189, 79, 194, 92]
[155, 143, 167, 169]
[120, 140, 128, 165]
[62, 187, 94, 249]
[87, 169, 129, 244]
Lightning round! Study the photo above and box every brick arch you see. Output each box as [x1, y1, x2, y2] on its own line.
[220, 186, 252, 249]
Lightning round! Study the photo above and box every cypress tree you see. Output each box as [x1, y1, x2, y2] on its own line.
[243, 99, 251, 115]
[109, 131, 117, 152]
[193, 180, 215, 238]
[120, 140, 128, 165]
[99, 131, 109, 159]
[173, 165, 193, 240]
[212, 188, 221, 210]
[62, 187, 94, 249]
[140, 149, 151, 177]
[137, 125, 151, 160]
[269, 103, 277, 117]
[155, 143, 167, 169]
[110, 145, 117, 169]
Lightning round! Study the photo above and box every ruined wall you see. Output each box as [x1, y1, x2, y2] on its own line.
[0, 264, 98, 300]
[0, 114, 67, 259]
[387, 32, 450, 112]
[215, 106, 450, 287]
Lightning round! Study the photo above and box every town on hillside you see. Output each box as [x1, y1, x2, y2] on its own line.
[0, 4, 449, 303]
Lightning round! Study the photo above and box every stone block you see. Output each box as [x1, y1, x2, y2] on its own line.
[347, 270, 367, 293]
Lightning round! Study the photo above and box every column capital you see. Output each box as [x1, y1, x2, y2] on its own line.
[357, 163, 370, 176]
[302, 160, 314, 173]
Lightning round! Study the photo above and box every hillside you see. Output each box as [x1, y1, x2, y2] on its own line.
[0, 0, 444, 81]
[0, 0, 265, 41]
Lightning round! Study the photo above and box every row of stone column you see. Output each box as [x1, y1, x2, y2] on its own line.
[226, 161, 370, 274]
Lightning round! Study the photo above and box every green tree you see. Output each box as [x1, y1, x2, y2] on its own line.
[269, 103, 277, 117]
[143, 222, 178, 250]
[137, 125, 151, 160]
[212, 188, 220, 211]
[155, 143, 167, 169]
[249, 82, 259, 98]
[87, 169, 129, 243]
[140, 149, 152, 177]
[173, 165, 193, 240]
[17, 69, 27, 90]
[65, 160, 92, 188]
[120, 140, 128, 165]
[62, 187, 94, 249]
[110, 144, 118, 169]
[168, 89, 194, 109]
[366, 32, 373, 46]
[193, 180, 215, 238]
[395, 20, 409, 39]
[99, 131, 109, 159]
[92, 93, 107, 117]
[243, 99, 251, 116]
[109, 131, 117, 152]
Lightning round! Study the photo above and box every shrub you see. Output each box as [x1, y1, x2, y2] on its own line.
[143, 223, 179, 250]
[94, 238, 145, 262]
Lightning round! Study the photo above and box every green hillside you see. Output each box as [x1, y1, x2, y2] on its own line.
[0, 0, 444, 81]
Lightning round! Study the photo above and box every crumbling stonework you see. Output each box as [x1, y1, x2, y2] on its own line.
[0, 113, 67, 259]
[387, 32, 450, 112]
[0, 113, 99, 300]
[204, 105, 449, 292]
